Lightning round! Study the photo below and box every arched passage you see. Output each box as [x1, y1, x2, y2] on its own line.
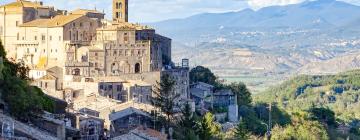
[135, 63, 141, 73]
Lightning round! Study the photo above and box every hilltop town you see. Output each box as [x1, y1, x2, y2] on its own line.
[0, 0, 240, 139]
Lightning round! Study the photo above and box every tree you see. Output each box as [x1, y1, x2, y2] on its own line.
[0, 41, 54, 121]
[309, 107, 336, 126]
[271, 111, 329, 140]
[234, 119, 251, 140]
[175, 102, 199, 140]
[196, 112, 222, 140]
[226, 82, 252, 106]
[179, 102, 196, 129]
[189, 66, 217, 85]
[152, 74, 180, 130]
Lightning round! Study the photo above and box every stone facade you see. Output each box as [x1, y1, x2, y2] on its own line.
[65, 23, 169, 78]
[0, 0, 60, 60]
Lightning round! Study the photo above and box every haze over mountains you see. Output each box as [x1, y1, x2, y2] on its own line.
[149, 0, 360, 92]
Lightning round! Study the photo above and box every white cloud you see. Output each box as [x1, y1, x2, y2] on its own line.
[247, 0, 306, 9]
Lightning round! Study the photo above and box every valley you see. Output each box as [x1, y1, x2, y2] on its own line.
[153, 0, 360, 93]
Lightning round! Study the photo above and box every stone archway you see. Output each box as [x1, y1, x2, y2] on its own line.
[111, 62, 120, 75]
[120, 61, 130, 73]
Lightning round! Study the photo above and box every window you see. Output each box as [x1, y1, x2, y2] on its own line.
[108, 85, 113, 90]
[100, 85, 104, 90]
[117, 85, 121, 92]
[35, 48, 37, 52]
[80, 23, 83, 27]
[90, 22, 93, 27]
[119, 3, 122, 10]
[135, 63, 141, 73]
[45, 82, 48, 88]
[16, 21, 19, 26]
[49, 36, 52, 41]
[113, 50, 117, 55]
[95, 53, 98, 56]
[42, 35, 45, 41]
[59, 36, 61, 41]
[27, 48, 29, 53]
[17, 33, 19, 40]
[34, 36, 37, 40]
[72, 23, 76, 27]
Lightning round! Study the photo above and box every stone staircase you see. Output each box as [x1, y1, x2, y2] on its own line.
[0, 113, 59, 140]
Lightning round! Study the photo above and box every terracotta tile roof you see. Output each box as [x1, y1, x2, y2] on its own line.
[19, 19, 51, 27]
[40, 74, 56, 80]
[0, 0, 47, 8]
[20, 15, 84, 27]
[133, 126, 167, 140]
[70, 9, 104, 15]
[113, 126, 167, 140]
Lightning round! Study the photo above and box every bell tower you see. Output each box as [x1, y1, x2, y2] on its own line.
[112, 0, 128, 22]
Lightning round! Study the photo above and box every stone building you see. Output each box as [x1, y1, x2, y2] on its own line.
[0, 0, 103, 69]
[0, 0, 60, 60]
[16, 14, 101, 68]
[213, 89, 236, 108]
[109, 107, 154, 137]
[65, 22, 171, 78]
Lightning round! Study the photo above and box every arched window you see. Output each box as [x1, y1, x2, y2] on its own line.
[112, 62, 120, 75]
[118, 2, 122, 10]
[135, 63, 141, 73]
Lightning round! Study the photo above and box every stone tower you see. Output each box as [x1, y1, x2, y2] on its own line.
[112, 0, 128, 22]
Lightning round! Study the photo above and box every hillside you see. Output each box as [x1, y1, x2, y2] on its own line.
[297, 51, 360, 75]
[255, 70, 360, 123]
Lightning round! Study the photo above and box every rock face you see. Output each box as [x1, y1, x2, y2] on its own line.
[0, 113, 59, 140]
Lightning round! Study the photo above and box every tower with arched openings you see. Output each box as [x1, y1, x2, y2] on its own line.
[112, 0, 128, 22]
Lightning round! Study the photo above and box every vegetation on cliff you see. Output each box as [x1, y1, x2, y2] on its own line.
[0, 41, 54, 121]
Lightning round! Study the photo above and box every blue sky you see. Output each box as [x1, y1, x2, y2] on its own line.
[1, 0, 360, 22]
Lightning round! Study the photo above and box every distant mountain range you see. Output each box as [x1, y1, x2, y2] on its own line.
[150, 0, 360, 92]
[151, 0, 360, 41]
